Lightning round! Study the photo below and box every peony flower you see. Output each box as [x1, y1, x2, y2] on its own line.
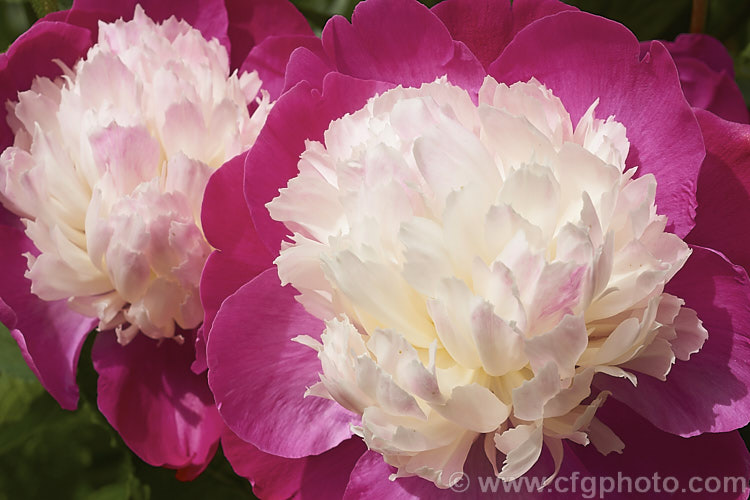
[0, 0, 317, 478]
[202, 0, 750, 497]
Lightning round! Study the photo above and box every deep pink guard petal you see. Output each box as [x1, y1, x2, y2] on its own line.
[92, 330, 225, 477]
[688, 110, 750, 271]
[0, 224, 95, 410]
[321, 0, 484, 93]
[432, 0, 575, 70]
[207, 268, 358, 458]
[567, 398, 750, 500]
[0, 20, 92, 149]
[223, 429, 366, 500]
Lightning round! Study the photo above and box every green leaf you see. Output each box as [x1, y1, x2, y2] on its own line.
[564, 0, 691, 41]
[0, 322, 37, 381]
[29, 0, 60, 18]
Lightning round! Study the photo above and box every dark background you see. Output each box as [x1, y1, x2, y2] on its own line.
[0, 0, 749, 498]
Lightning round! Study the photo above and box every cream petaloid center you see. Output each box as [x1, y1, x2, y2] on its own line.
[0, 6, 270, 343]
[269, 76, 707, 488]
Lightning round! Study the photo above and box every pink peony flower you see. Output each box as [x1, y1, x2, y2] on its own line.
[202, 0, 750, 497]
[0, 0, 317, 478]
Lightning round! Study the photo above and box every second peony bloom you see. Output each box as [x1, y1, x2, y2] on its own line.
[0, 0, 318, 479]
[202, 0, 750, 498]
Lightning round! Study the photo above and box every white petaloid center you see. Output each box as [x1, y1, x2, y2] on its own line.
[269, 77, 708, 488]
[0, 6, 270, 343]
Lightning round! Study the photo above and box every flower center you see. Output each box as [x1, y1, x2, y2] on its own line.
[0, 6, 270, 343]
[269, 76, 707, 488]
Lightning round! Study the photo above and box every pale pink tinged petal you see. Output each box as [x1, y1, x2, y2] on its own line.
[89, 125, 161, 193]
[92, 330, 224, 474]
[355, 357, 426, 420]
[470, 300, 525, 376]
[498, 165, 560, 240]
[71, 0, 229, 51]
[0, 225, 95, 409]
[366, 330, 443, 404]
[222, 429, 366, 500]
[477, 106, 558, 173]
[245, 76, 390, 254]
[399, 217, 453, 297]
[543, 369, 595, 418]
[490, 12, 704, 237]
[435, 384, 509, 433]
[207, 268, 358, 457]
[241, 35, 323, 100]
[619, 337, 674, 381]
[512, 363, 560, 422]
[527, 263, 587, 334]
[0, 20, 93, 149]
[597, 246, 750, 436]
[199, 153, 273, 348]
[524, 314, 587, 379]
[412, 116, 499, 207]
[427, 279, 482, 368]
[687, 110, 750, 271]
[495, 424, 544, 481]
[669, 306, 708, 362]
[321, 0, 484, 92]
[567, 398, 750, 500]
[323, 251, 434, 348]
[161, 101, 208, 161]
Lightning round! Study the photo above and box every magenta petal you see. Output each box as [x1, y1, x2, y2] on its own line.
[568, 398, 750, 500]
[321, 0, 484, 92]
[506, 0, 578, 36]
[687, 110, 750, 270]
[0, 204, 23, 230]
[663, 33, 737, 77]
[673, 58, 749, 124]
[597, 245, 750, 436]
[92, 330, 224, 473]
[432, 0, 575, 69]
[0, 224, 95, 410]
[245, 75, 391, 254]
[207, 268, 358, 457]
[490, 11, 703, 238]
[225, 0, 312, 71]
[282, 46, 335, 94]
[0, 20, 92, 149]
[223, 430, 365, 500]
[431, 0, 512, 70]
[200, 152, 273, 342]
[70, 0, 229, 48]
[241, 34, 323, 100]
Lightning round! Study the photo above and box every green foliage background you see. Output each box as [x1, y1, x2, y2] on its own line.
[0, 0, 749, 498]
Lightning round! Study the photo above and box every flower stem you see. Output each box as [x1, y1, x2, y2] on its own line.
[690, 0, 708, 33]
